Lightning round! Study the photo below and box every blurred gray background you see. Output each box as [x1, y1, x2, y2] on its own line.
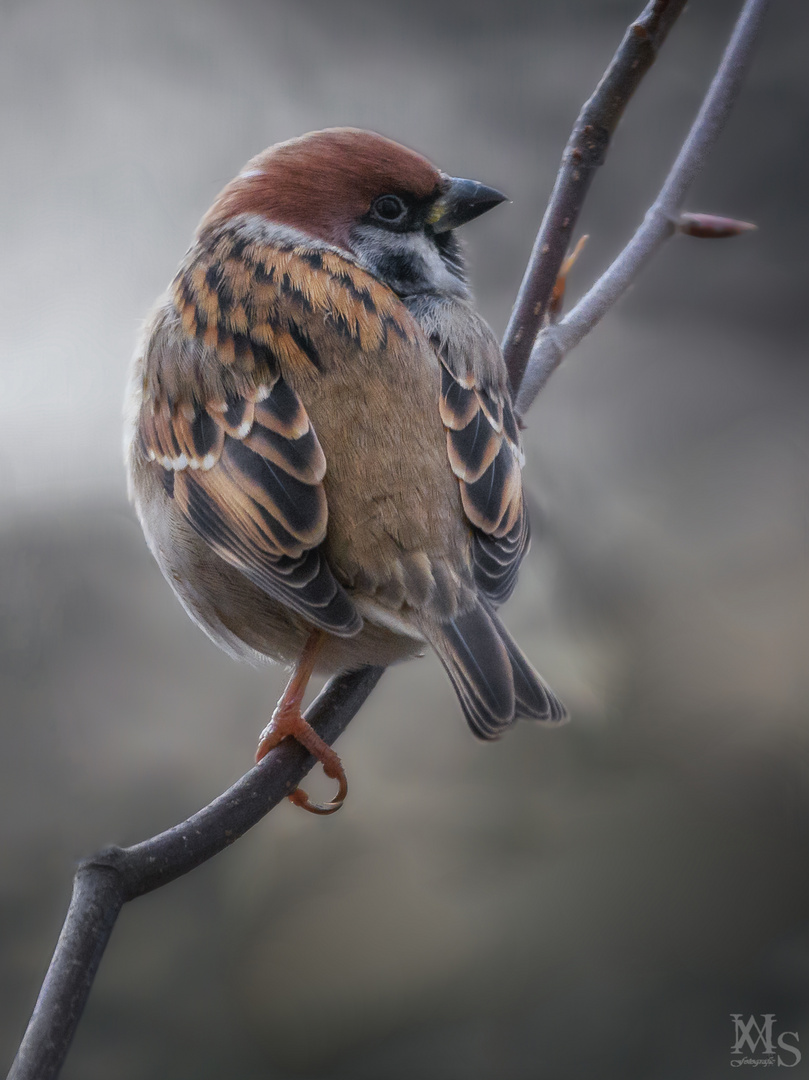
[1, 1, 807, 1077]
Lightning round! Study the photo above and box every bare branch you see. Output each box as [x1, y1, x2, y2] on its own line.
[516, 0, 771, 416]
[7, 666, 384, 1080]
[501, 0, 689, 391]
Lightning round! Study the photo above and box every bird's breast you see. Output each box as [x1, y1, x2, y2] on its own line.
[283, 314, 470, 617]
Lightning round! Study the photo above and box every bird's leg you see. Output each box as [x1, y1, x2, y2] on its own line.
[255, 630, 347, 815]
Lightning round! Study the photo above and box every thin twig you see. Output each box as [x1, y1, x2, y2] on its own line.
[7, 667, 384, 1080]
[6, 2, 770, 1076]
[516, 0, 771, 415]
[501, 0, 688, 390]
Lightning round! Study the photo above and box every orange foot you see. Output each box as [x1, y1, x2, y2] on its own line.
[254, 630, 347, 816]
[256, 705, 347, 815]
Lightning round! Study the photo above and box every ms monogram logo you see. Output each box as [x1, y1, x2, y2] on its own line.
[731, 1014, 801, 1068]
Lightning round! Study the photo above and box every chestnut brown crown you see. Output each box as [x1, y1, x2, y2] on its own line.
[200, 128, 447, 250]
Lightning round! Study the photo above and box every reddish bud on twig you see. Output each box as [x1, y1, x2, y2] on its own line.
[548, 234, 589, 322]
[677, 212, 757, 238]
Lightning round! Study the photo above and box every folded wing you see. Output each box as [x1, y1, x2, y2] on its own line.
[438, 345, 529, 606]
[136, 229, 388, 637]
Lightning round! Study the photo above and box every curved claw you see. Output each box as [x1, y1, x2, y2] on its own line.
[256, 704, 349, 815]
[287, 765, 348, 815]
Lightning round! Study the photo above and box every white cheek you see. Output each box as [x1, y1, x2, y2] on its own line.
[352, 227, 466, 297]
[418, 239, 463, 293]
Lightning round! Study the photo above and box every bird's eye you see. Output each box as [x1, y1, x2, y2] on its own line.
[371, 195, 407, 224]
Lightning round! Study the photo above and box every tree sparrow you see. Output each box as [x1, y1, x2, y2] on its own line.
[125, 128, 566, 813]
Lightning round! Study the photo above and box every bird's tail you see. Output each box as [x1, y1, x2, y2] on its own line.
[426, 599, 567, 740]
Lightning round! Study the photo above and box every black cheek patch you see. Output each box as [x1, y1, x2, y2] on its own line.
[375, 253, 424, 290]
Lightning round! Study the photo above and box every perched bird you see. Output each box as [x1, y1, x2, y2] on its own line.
[125, 128, 566, 813]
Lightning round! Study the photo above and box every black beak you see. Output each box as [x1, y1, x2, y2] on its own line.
[427, 176, 508, 233]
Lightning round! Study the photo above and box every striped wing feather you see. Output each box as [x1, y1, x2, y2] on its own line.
[438, 361, 529, 605]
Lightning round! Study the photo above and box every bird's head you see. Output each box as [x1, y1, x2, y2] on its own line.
[200, 128, 506, 298]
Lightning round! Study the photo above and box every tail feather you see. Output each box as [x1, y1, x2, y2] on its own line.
[428, 599, 567, 740]
[497, 616, 568, 724]
[437, 605, 515, 739]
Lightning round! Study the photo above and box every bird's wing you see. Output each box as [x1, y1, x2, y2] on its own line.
[430, 304, 529, 606]
[136, 223, 425, 637]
